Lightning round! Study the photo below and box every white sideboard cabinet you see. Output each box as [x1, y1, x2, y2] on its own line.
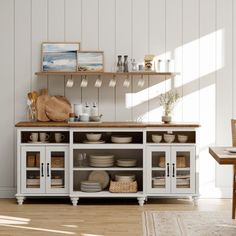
[15, 122, 199, 206]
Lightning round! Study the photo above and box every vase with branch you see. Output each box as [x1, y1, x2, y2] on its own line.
[159, 90, 180, 123]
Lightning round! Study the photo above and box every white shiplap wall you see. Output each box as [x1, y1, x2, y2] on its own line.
[0, 0, 235, 198]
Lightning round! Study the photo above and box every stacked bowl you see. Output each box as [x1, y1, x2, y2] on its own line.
[115, 174, 136, 182]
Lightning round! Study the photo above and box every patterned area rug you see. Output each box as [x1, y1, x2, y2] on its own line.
[143, 211, 236, 236]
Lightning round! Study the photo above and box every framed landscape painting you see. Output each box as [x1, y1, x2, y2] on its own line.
[77, 51, 104, 72]
[42, 42, 80, 71]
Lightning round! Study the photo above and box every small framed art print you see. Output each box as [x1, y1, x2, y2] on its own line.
[42, 42, 80, 72]
[77, 51, 104, 72]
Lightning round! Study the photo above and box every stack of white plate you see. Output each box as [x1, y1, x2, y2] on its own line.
[116, 159, 137, 167]
[115, 174, 135, 182]
[80, 180, 102, 192]
[152, 176, 165, 187]
[176, 175, 190, 186]
[111, 136, 132, 143]
[89, 154, 114, 167]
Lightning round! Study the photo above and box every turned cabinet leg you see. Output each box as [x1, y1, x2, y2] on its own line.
[71, 197, 79, 206]
[232, 165, 236, 219]
[137, 197, 145, 206]
[16, 196, 25, 205]
[192, 196, 198, 206]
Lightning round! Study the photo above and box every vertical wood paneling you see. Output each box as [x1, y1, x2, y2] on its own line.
[81, 0, 99, 108]
[215, 0, 233, 188]
[199, 0, 217, 197]
[166, 0, 183, 121]
[65, 0, 81, 42]
[81, 0, 98, 50]
[64, 0, 82, 106]
[31, 0, 48, 91]
[48, 0, 65, 96]
[149, 0, 166, 122]
[0, 0, 14, 187]
[182, 0, 199, 122]
[15, 0, 31, 122]
[98, 0, 116, 121]
[115, 0, 132, 121]
[131, 0, 149, 121]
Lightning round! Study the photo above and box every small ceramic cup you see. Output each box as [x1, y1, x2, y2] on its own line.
[39, 133, 49, 142]
[30, 133, 38, 142]
[55, 133, 65, 143]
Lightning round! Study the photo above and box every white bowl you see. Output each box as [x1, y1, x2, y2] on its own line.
[80, 113, 89, 122]
[164, 134, 175, 143]
[152, 135, 162, 143]
[178, 135, 188, 143]
[86, 133, 102, 141]
[111, 136, 132, 143]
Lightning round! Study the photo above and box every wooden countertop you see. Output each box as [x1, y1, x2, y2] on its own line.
[209, 146, 236, 165]
[15, 121, 200, 128]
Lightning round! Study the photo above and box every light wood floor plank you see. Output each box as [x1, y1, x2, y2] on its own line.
[0, 198, 231, 236]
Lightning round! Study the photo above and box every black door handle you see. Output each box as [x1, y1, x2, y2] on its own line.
[47, 163, 50, 177]
[41, 163, 44, 177]
[167, 163, 170, 177]
[172, 163, 175, 177]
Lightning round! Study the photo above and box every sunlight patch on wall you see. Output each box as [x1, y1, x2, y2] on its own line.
[126, 29, 223, 113]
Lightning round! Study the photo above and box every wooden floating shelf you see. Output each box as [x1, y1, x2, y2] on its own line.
[35, 71, 179, 77]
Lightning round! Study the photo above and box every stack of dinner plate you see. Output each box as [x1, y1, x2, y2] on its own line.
[115, 174, 135, 182]
[176, 175, 190, 186]
[89, 154, 114, 167]
[80, 180, 102, 192]
[152, 176, 165, 187]
[116, 159, 137, 167]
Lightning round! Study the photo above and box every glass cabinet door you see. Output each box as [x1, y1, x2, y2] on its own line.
[46, 147, 68, 193]
[21, 146, 45, 193]
[147, 147, 171, 193]
[171, 146, 195, 193]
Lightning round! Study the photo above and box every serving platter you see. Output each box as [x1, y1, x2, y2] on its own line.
[88, 171, 110, 189]
[83, 140, 105, 144]
[225, 147, 236, 153]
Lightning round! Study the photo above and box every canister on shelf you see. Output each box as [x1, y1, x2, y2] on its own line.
[74, 104, 83, 117]
[117, 55, 123, 72]
[166, 59, 174, 72]
[157, 59, 165, 72]
[83, 102, 91, 116]
[91, 102, 98, 116]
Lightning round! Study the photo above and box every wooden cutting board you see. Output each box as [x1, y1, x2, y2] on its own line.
[36, 89, 50, 121]
[45, 96, 72, 121]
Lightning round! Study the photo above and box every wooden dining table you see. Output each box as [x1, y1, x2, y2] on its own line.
[209, 146, 236, 219]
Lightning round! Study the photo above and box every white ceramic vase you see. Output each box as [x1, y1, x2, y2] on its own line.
[162, 115, 172, 123]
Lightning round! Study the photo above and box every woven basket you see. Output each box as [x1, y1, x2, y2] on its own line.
[27, 155, 36, 167]
[51, 157, 64, 168]
[177, 156, 187, 168]
[109, 181, 138, 193]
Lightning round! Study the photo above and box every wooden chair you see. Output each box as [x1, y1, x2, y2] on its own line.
[231, 119, 236, 218]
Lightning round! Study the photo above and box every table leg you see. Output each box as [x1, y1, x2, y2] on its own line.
[232, 165, 236, 219]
